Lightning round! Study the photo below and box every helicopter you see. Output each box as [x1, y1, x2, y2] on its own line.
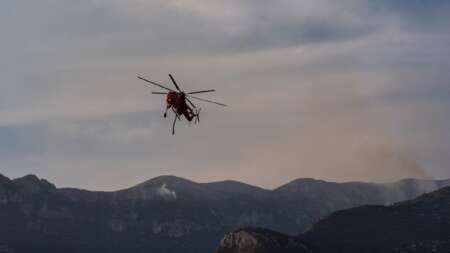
[138, 74, 227, 134]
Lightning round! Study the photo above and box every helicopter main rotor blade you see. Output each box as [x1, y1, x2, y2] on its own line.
[168, 74, 181, 91]
[186, 97, 196, 108]
[187, 95, 227, 107]
[152, 92, 168, 95]
[187, 89, 216, 94]
[138, 76, 174, 92]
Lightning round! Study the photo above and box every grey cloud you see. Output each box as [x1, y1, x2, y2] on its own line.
[1, 0, 375, 60]
[1, 0, 450, 190]
[368, 0, 450, 14]
[0, 125, 48, 157]
[367, 0, 450, 31]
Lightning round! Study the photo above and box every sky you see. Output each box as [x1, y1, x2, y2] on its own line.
[1, 0, 450, 190]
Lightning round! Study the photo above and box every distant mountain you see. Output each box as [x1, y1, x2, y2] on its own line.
[215, 186, 450, 253]
[0, 173, 449, 253]
[303, 186, 450, 253]
[273, 177, 450, 231]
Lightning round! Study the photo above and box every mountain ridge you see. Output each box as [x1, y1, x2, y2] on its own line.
[214, 186, 450, 253]
[3, 173, 450, 193]
[303, 185, 450, 252]
[1, 173, 450, 253]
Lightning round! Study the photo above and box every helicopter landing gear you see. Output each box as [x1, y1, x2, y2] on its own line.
[172, 114, 177, 135]
[164, 106, 171, 118]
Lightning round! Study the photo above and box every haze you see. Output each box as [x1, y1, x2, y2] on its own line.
[1, 0, 450, 190]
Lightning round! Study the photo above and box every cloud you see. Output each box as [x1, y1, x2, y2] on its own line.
[1, 0, 450, 190]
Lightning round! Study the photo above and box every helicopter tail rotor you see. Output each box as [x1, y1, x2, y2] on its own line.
[194, 108, 201, 124]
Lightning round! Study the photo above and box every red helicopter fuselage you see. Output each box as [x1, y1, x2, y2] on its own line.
[166, 91, 182, 107]
[166, 91, 194, 121]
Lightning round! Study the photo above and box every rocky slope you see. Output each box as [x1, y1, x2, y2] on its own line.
[215, 228, 312, 253]
[215, 186, 450, 253]
[0, 173, 449, 253]
[304, 186, 450, 253]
